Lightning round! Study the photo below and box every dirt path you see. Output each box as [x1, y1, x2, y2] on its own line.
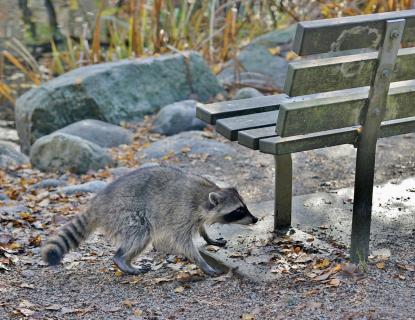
[1, 125, 415, 319]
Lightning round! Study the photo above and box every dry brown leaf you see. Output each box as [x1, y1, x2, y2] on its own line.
[314, 258, 330, 269]
[268, 46, 281, 56]
[286, 51, 298, 61]
[206, 245, 220, 252]
[133, 308, 143, 317]
[376, 262, 385, 270]
[242, 314, 255, 320]
[313, 271, 332, 282]
[174, 286, 185, 293]
[327, 278, 341, 287]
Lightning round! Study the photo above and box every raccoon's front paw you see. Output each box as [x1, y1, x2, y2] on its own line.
[134, 263, 152, 274]
[209, 238, 227, 247]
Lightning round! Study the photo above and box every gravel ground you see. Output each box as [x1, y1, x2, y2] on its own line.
[1, 126, 415, 320]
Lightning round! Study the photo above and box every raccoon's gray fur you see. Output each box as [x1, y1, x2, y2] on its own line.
[41, 165, 258, 276]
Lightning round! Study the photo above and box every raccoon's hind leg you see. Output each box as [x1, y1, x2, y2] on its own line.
[113, 231, 151, 275]
[199, 225, 227, 247]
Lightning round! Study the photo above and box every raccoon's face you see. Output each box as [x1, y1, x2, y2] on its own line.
[206, 188, 258, 225]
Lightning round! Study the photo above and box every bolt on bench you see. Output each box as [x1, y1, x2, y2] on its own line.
[196, 9, 415, 263]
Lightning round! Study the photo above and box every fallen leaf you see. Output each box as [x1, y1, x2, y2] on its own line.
[101, 306, 121, 312]
[341, 263, 357, 275]
[313, 271, 332, 282]
[133, 308, 143, 317]
[228, 252, 244, 258]
[293, 246, 301, 254]
[17, 308, 34, 317]
[268, 46, 281, 56]
[242, 313, 255, 320]
[314, 258, 330, 269]
[114, 269, 123, 277]
[206, 245, 220, 252]
[174, 286, 185, 293]
[45, 304, 62, 311]
[286, 51, 298, 61]
[19, 283, 34, 289]
[122, 299, 139, 308]
[376, 262, 385, 270]
[372, 248, 391, 260]
[327, 278, 341, 287]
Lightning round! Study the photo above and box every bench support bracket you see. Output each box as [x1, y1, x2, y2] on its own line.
[274, 154, 292, 229]
[350, 19, 405, 263]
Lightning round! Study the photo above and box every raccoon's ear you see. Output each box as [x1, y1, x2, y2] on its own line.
[208, 192, 222, 206]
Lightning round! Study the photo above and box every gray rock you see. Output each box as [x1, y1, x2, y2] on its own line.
[152, 100, 206, 136]
[16, 52, 224, 154]
[32, 179, 67, 189]
[217, 25, 296, 90]
[137, 131, 236, 159]
[59, 180, 108, 195]
[30, 133, 113, 174]
[57, 119, 132, 148]
[0, 141, 29, 169]
[0, 194, 9, 201]
[109, 166, 134, 178]
[233, 88, 264, 100]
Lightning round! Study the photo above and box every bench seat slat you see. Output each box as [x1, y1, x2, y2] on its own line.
[196, 94, 287, 125]
[278, 80, 415, 137]
[260, 116, 415, 155]
[238, 126, 276, 149]
[285, 47, 415, 96]
[215, 111, 279, 141]
[293, 9, 415, 56]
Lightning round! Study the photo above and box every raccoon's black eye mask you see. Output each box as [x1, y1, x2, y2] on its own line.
[223, 206, 247, 222]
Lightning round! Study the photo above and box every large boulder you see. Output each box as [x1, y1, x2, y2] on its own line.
[0, 142, 29, 169]
[30, 133, 113, 174]
[152, 100, 206, 136]
[57, 119, 132, 148]
[217, 25, 296, 90]
[137, 131, 236, 160]
[16, 52, 224, 154]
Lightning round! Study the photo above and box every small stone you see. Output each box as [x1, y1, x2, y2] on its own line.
[32, 179, 67, 189]
[59, 181, 108, 195]
[152, 100, 206, 136]
[233, 87, 263, 100]
[137, 131, 236, 160]
[30, 133, 113, 174]
[0, 141, 29, 169]
[57, 119, 133, 148]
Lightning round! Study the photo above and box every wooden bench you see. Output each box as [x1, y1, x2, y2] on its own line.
[196, 9, 415, 263]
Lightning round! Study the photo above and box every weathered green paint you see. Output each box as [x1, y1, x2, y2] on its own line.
[285, 47, 415, 96]
[215, 111, 278, 141]
[196, 94, 287, 124]
[293, 9, 415, 56]
[277, 80, 415, 137]
[259, 116, 415, 155]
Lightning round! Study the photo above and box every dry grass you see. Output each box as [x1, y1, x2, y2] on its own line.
[0, 0, 413, 104]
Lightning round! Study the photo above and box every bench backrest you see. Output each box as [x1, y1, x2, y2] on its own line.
[277, 10, 415, 139]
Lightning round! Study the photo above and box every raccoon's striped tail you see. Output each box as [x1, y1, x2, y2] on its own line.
[41, 212, 95, 266]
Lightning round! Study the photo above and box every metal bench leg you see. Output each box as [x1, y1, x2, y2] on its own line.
[350, 18, 405, 263]
[350, 144, 376, 263]
[274, 154, 292, 229]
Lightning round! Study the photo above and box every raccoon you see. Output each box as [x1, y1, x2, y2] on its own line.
[41, 165, 258, 276]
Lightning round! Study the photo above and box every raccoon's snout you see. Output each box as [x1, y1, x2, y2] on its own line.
[252, 216, 258, 224]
